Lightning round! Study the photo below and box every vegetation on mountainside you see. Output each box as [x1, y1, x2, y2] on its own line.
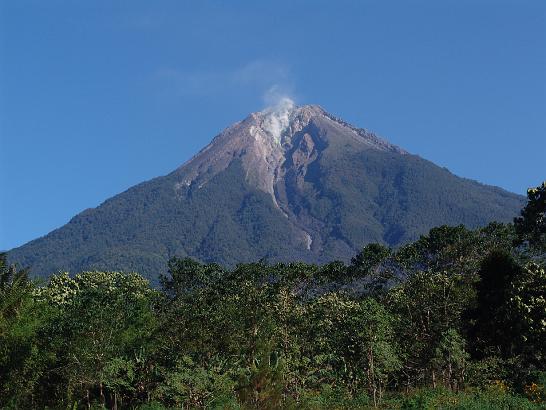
[0, 182, 544, 409]
[515, 181, 546, 251]
[8, 151, 523, 282]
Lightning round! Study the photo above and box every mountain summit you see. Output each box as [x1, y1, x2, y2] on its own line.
[173, 102, 409, 254]
[8, 103, 524, 280]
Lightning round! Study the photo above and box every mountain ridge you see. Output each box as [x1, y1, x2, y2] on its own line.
[8, 103, 525, 281]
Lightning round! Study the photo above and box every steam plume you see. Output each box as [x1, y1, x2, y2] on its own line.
[262, 86, 295, 143]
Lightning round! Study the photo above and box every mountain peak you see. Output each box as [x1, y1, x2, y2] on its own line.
[248, 101, 326, 144]
[8, 103, 524, 279]
[177, 103, 407, 200]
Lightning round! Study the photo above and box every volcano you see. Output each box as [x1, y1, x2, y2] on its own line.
[8, 102, 524, 281]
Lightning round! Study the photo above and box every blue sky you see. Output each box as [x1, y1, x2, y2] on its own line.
[1, 0, 545, 251]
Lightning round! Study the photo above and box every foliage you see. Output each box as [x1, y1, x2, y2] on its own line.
[469, 249, 522, 358]
[508, 262, 546, 367]
[515, 181, 546, 251]
[431, 329, 469, 391]
[1, 194, 544, 408]
[0, 252, 31, 335]
[399, 386, 541, 410]
[8, 146, 524, 282]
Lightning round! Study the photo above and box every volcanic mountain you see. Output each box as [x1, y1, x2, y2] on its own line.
[8, 101, 524, 281]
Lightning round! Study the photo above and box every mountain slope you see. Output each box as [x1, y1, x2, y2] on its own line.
[8, 102, 524, 281]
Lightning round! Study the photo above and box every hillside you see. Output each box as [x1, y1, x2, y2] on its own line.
[8, 103, 524, 281]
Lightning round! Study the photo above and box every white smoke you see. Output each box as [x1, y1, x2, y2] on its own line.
[262, 86, 295, 143]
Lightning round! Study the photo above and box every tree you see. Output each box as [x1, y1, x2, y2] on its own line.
[0, 254, 44, 408]
[350, 243, 392, 276]
[0, 253, 30, 329]
[508, 262, 546, 365]
[470, 250, 522, 358]
[306, 294, 400, 406]
[515, 181, 546, 251]
[354, 298, 401, 406]
[394, 224, 496, 281]
[386, 270, 472, 389]
[37, 271, 158, 407]
[431, 328, 469, 390]
[160, 257, 225, 299]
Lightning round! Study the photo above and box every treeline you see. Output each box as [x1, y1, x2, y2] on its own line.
[1, 183, 545, 409]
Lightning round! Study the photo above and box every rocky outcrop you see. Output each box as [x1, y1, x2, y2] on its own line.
[173, 102, 403, 205]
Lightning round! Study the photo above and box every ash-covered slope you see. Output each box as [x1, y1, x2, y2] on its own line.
[8, 102, 524, 281]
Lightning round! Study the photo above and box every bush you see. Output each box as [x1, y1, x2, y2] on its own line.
[400, 387, 542, 410]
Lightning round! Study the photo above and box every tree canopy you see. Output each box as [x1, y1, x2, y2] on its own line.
[1, 185, 544, 409]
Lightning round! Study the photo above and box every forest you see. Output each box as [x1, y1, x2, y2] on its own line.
[1, 182, 545, 409]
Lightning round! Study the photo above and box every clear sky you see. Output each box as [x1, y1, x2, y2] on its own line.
[1, 0, 545, 251]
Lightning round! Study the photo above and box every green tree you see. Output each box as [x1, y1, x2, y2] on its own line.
[515, 181, 546, 251]
[0, 254, 47, 408]
[509, 262, 546, 365]
[0, 252, 30, 329]
[470, 250, 522, 359]
[306, 294, 400, 405]
[160, 257, 225, 298]
[386, 270, 472, 389]
[431, 328, 469, 390]
[350, 243, 392, 276]
[36, 271, 158, 408]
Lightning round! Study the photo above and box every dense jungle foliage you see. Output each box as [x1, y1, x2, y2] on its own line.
[1, 182, 545, 409]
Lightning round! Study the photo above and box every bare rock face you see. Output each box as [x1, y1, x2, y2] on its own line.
[291, 133, 317, 183]
[170, 100, 411, 252]
[174, 101, 402, 205]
